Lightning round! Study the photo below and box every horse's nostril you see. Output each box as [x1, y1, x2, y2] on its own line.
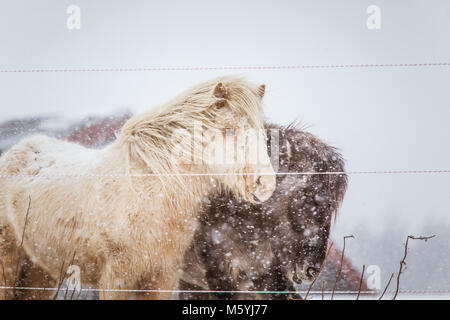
[307, 267, 319, 278]
[292, 273, 302, 284]
[256, 176, 262, 186]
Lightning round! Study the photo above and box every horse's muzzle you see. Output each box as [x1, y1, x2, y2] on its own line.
[249, 173, 276, 202]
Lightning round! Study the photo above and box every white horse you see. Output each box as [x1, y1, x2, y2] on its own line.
[0, 76, 276, 299]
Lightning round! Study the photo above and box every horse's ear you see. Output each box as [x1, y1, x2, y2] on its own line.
[258, 84, 266, 98]
[213, 99, 227, 108]
[213, 82, 228, 99]
[213, 82, 229, 109]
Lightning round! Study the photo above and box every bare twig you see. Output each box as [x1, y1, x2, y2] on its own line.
[18, 197, 32, 249]
[356, 265, 365, 300]
[379, 273, 394, 300]
[76, 284, 83, 300]
[393, 234, 435, 300]
[63, 281, 69, 299]
[63, 251, 77, 300]
[13, 196, 32, 290]
[331, 235, 354, 300]
[69, 282, 78, 300]
[321, 280, 325, 300]
[69, 252, 78, 300]
[0, 260, 6, 287]
[52, 260, 67, 300]
[304, 242, 334, 300]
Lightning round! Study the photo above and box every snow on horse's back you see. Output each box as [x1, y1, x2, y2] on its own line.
[0, 134, 102, 176]
[0, 76, 276, 299]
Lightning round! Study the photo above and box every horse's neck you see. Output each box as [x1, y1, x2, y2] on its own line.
[104, 141, 214, 218]
[162, 176, 212, 218]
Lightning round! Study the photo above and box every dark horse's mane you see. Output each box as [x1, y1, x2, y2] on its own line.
[178, 122, 347, 300]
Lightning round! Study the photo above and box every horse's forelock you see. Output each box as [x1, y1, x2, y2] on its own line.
[117, 76, 266, 180]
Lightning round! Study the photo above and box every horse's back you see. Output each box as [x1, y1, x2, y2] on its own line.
[0, 134, 93, 176]
[0, 134, 105, 281]
[0, 134, 95, 223]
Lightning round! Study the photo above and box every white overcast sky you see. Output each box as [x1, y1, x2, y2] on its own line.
[0, 0, 450, 290]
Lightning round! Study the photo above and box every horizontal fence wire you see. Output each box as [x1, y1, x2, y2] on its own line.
[0, 170, 449, 178]
[0, 286, 449, 295]
[0, 286, 344, 294]
[0, 62, 449, 73]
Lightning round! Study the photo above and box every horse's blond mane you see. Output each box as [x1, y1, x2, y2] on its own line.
[117, 76, 265, 179]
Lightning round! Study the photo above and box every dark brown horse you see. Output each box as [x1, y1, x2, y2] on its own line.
[178, 123, 347, 299]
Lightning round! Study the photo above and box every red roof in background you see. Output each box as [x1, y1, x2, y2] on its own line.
[66, 113, 131, 147]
